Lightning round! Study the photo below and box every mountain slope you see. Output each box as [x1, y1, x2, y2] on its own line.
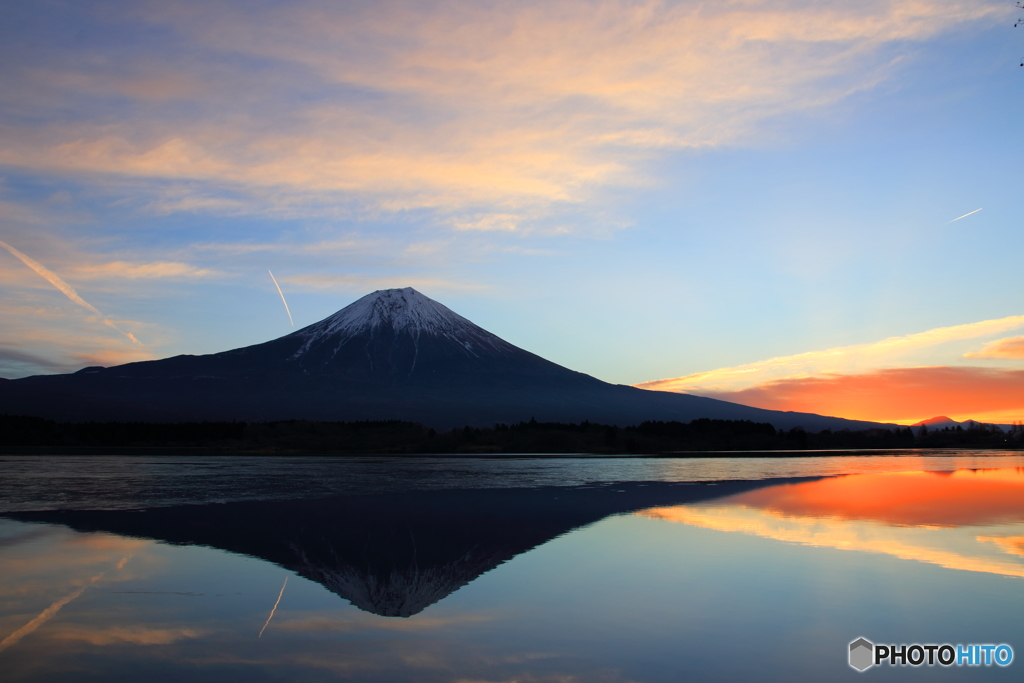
[0, 288, 888, 431]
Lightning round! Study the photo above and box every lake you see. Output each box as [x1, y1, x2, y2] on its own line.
[2, 451, 1023, 681]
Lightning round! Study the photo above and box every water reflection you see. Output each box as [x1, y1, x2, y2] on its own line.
[641, 468, 1024, 579]
[5, 479, 790, 617]
[3, 462, 1024, 682]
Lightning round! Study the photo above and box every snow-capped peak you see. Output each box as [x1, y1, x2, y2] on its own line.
[290, 287, 514, 358]
[305, 288, 473, 336]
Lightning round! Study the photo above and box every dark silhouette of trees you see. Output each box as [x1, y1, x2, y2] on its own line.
[1, 414, 1017, 455]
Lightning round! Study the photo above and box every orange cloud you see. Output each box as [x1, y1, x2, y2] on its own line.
[965, 336, 1024, 360]
[693, 366, 1024, 424]
[636, 314, 1024, 394]
[0, 1, 1000, 221]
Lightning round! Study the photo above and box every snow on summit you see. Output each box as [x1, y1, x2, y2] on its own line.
[290, 287, 515, 357]
[308, 288, 474, 336]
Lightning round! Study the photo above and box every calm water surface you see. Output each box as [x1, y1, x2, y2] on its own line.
[1, 452, 1023, 681]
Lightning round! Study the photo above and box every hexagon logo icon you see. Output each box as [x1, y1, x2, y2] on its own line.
[849, 637, 874, 672]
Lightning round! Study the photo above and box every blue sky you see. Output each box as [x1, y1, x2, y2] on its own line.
[1, 0, 1022, 423]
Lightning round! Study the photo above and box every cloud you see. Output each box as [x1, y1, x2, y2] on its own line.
[0, 240, 143, 345]
[0, 321, 155, 377]
[0, 347, 77, 375]
[453, 214, 523, 232]
[71, 261, 217, 280]
[637, 313, 1024, 394]
[280, 274, 490, 293]
[694, 366, 1024, 424]
[0, 546, 136, 653]
[0, 239, 105, 316]
[0, 0, 1002, 224]
[70, 348, 155, 368]
[965, 336, 1024, 360]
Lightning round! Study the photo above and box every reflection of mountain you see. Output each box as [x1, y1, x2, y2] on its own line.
[5, 479, 796, 617]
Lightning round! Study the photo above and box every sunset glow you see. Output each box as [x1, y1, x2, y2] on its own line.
[689, 366, 1024, 424]
[640, 468, 1024, 579]
[0, 0, 1020, 424]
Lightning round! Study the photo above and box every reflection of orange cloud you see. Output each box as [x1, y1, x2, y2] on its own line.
[639, 505, 1024, 580]
[966, 336, 1024, 360]
[717, 469, 1024, 527]
[638, 468, 1024, 580]
[978, 535, 1024, 559]
[692, 367, 1024, 424]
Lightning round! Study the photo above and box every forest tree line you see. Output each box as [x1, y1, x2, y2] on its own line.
[2, 414, 1021, 455]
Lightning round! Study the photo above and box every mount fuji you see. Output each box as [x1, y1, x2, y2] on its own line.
[0, 287, 885, 430]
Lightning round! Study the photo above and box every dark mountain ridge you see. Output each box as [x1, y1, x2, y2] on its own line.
[0, 287, 888, 431]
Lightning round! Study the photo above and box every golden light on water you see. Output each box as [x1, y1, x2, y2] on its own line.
[640, 468, 1024, 579]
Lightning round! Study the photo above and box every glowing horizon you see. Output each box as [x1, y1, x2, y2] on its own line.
[0, 0, 1020, 422]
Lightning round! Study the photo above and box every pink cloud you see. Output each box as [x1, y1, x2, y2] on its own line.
[965, 336, 1024, 360]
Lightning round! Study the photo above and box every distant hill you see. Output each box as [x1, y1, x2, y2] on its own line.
[0, 287, 892, 431]
[912, 416, 1011, 433]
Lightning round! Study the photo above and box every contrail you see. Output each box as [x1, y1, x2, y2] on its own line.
[259, 576, 288, 637]
[948, 208, 982, 223]
[0, 239, 141, 345]
[0, 556, 129, 652]
[268, 270, 294, 327]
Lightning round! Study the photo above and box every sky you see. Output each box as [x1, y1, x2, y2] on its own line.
[1, 0, 1022, 425]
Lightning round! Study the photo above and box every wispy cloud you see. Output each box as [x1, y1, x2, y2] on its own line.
[0, 347, 77, 374]
[280, 274, 489, 293]
[637, 313, 1024, 394]
[965, 336, 1024, 360]
[0, 0, 1001, 226]
[72, 261, 217, 280]
[0, 240, 142, 345]
[0, 303, 155, 377]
